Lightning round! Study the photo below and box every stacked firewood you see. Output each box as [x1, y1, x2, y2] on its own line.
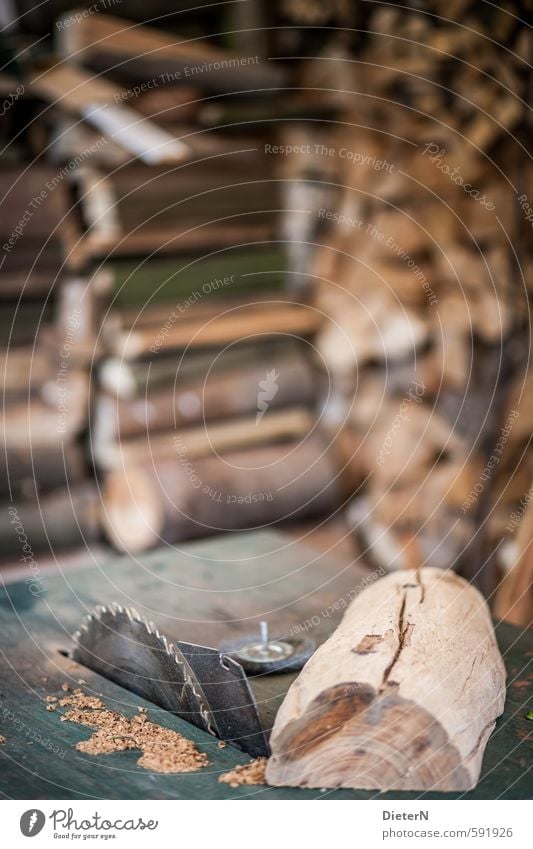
[282, 1, 533, 614]
[0, 164, 103, 555]
[20, 11, 342, 553]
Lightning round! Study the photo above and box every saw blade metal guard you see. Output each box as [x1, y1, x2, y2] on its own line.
[71, 604, 269, 758]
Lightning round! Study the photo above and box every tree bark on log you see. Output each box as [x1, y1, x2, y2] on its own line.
[100, 435, 340, 552]
[98, 340, 305, 399]
[108, 303, 319, 359]
[266, 568, 506, 792]
[93, 407, 314, 471]
[93, 350, 314, 442]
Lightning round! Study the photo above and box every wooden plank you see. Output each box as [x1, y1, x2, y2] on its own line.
[57, 13, 285, 94]
[111, 304, 320, 359]
[95, 406, 315, 470]
[30, 64, 188, 165]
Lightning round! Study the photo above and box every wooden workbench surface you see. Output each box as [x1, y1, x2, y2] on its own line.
[0, 531, 531, 799]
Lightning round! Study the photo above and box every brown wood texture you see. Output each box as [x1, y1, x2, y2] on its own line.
[93, 348, 315, 443]
[101, 433, 341, 551]
[267, 568, 507, 791]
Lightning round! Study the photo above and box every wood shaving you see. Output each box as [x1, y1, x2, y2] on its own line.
[0, 735, 6, 744]
[53, 688, 208, 773]
[59, 688, 105, 710]
[218, 758, 267, 788]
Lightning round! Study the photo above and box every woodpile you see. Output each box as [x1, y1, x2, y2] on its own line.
[281, 1, 532, 615]
[0, 164, 101, 546]
[0, 8, 344, 557]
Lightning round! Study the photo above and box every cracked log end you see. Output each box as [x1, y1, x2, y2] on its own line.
[266, 568, 505, 792]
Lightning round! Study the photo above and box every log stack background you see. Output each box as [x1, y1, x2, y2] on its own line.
[0, 1, 531, 626]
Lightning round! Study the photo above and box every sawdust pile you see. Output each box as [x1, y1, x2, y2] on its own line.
[219, 758, 267, 788]
[53, 688, 209, 774]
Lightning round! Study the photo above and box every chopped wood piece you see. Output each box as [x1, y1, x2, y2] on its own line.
[266, 568, 505, 791]
[101, 434, 341, 552]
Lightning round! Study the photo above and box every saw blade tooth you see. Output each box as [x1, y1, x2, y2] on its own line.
[161, 635, 170, 654]
[71, 630, 82, 643]
[130, 607, 142, 622]
[202, 708, 216, 736]
[94, 605, 108, 619]
[109, 602, 122, 615]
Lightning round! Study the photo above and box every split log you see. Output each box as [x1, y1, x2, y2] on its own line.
[266, 568, 506, 792]
[101, 434, 340, 552]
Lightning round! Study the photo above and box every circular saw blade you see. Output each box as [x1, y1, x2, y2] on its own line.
[71, 603, 217, 737]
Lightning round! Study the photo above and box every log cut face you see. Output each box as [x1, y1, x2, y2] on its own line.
[266, 568, 506, 791]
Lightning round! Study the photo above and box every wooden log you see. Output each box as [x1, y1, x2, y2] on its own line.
[99, 340, 305, 399]
[0, 484, 100, 557]
[495, 481, 533, 628]
[0, 166, 71, 242]
[95, 222, 275, 260]
[30, 64, 188, 165]
[54, 274, 111, 363]
[104, 247, 287, 308]
[0, 443, 86, 500]
[136, 84, 201, 124]
[93, 407, 314, 471]
[4, 373, 88, 450]
[93, 347, 314, 442]
[104, 290, 294, 333]
[109, 302, 320, 359]
[72, 154, 277, 258]
[266, 568, 506, 792]
[101, 434, 340, 552]
[57, 12, 285, 94]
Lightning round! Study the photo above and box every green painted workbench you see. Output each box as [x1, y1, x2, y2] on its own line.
[0, 531, 531, 799]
